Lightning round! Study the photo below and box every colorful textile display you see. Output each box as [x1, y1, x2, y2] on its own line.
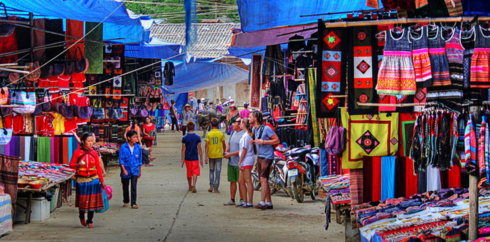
[18, 161, 75, 185]
[341, 108, 399, 169]
[399, 113, 418, 157]
[0, 155, 19, 205]
[348, 26, 378, 114]
[0, 194, 12, 236]
[317, 20, 346, 117]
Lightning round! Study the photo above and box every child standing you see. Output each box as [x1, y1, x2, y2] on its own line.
[205, 118, 226, 193]
[182, 121, 204, 193]
[119, 130, 143, 209]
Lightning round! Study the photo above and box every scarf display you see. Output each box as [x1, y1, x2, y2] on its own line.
[0, 155, 20, 206]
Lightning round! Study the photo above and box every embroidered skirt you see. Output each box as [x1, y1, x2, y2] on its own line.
[75, 178, 104, 212]
[412, 48, 432, 86]
[429, 47, 451, 86]
[470, 48, 490, 89]
[376, 53, 416, 95]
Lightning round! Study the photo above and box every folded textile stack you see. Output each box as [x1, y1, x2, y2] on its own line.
[18, 161, 75, 185]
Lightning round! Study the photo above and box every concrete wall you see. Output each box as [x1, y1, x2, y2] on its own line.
[195, 81, 250, 107]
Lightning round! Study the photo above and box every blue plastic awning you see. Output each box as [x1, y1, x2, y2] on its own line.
[168, 62, 249, 94]
[3, 0, 146, 44]
[125, 38, 182, 59]
[3, 0, 140, 26]
[237, 0, 383, 32]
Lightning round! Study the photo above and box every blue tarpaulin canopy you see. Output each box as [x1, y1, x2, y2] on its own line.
[125, 38, 182, 59]
[167, 62, 248, 94]
[3, 0, 146, 44]
[237, 0, 383, 32]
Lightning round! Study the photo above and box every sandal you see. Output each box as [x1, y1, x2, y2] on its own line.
[79, 217, 87, 227]
[88, 223, 94, 228]
[192, 186, 197, 193]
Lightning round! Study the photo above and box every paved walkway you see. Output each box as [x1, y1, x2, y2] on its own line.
[5, 130, 344, 242]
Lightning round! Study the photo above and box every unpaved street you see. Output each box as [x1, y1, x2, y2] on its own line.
[5, 131, 344, 242]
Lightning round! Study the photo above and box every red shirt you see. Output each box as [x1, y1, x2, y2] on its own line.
[69, 149, 104, 183]
[143, 124, 155, 136]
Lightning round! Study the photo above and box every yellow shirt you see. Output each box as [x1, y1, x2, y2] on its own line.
[206, 128, 225, 159]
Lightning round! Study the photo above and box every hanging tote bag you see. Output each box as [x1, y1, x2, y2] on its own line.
[0, 86, 7, 105]
[92, 99, 105, 120]
[0, 3, 14, 37]
[11, 88, 36, 114]
[74, 46, 89, 74]
[0, 112, 12, 145]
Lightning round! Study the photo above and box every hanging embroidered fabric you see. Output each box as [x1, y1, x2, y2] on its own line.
[479, 115, 488, 188]
[465, 114, 477, 166]
[470, 25, 490, 89]
[410, 26, 432, 87]
[462, 27, 478, 101]
[376, 28, 416, 95]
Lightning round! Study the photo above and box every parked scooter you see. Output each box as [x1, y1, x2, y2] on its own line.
[252, 144, 288, 192]
[289, 147, 320, 203]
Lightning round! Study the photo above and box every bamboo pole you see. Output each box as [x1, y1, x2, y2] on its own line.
[325, 16, 490, 28]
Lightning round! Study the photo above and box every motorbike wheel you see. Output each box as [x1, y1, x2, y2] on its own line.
[310, 187, 316, 200]
[253, 177, 261, 191]
[293, 173, 304, 203]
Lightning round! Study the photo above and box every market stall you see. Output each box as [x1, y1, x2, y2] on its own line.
[16, 161, 75, 224]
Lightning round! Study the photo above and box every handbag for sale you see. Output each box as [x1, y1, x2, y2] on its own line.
[33, 92, 44, 115]
[52, 62, 65, 76]
[75, 106, 93, 119]
[74, 47, 89, 74]
[56, 93, 77, 119]
[0, 3, 14, 38]
[11, 89, 36, 114]
[40, 53, 53, 79]
[64, 52, 75, 76]
[138, 105, 149, 117]
[325, 126, 346, 155]
[26, 61, 41, 81]
[92, 99, 105, 120]
[108, 107, 124, 120]
[0, 86, 7, 105]
[0, 112, 12, 145]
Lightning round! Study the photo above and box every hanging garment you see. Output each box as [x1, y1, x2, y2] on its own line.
[349, 169, 363, 207]
[37, 137, 52, 163]
[376, 28, 416, 95]
[470, 25, 490, 89]
[462, 28, 476, 100]
[381, 156, 396, 200]
[426, 165, 441, 192]
[317, 24, 346, 118]
[85, 22, 103, 74]
[399, 113, 418, 157]
[45, 19, 64, 61]
[410, 26, 432, 87]
[341, 108, 399, 169]
[65, 19, 84, 59]
[33, 18, 45, 61]
[164, 61, 175, 86]
[376, 25, 397, 112]
[479, 116, 488, 188]
[348, 26, 378, 115]
[427, 26, 451, 87]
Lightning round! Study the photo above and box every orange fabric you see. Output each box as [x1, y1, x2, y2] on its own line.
[366, 0, 379, 9]
[65, 19, 84, 58]
[69, 149, 104, 183]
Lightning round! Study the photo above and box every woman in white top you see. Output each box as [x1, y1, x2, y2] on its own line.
[237, 118, 255, 208]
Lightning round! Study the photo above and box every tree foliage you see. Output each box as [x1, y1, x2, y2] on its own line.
[124, 0, 240, 23]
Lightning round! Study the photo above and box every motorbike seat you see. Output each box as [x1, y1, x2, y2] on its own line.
[276, 160, 287, 166]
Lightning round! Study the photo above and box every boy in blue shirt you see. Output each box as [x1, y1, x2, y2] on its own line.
[119, 130, 143, 209]
[182, 121, 204, 193]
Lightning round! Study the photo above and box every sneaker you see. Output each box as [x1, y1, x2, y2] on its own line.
[266, 204, 274, 210]
[147, 163, 154, 167]
[254, 204, 267, 210]
[123, 203, 129, 208]
[223, 200, 236, 206]
[243, 204, 254, 208]
[208, 187, 214, 192]
[235, 202, 245, 207]
[131, 205, 139, 209]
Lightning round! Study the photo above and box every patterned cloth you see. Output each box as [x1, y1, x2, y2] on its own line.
[75, 178, 104, 212]
[317, 22, 346, 117]
[470, 25, 490, 89]
[341, 108, 399, 169]
[0, 155, 19, 206]
[0, 194, 12, 236]
[465, 114, 477, 166]
[348, 26, 378, 114]
[349, 168, 363, 209]
[376, 28, 416, 95]
[411, 26, 432, 87]
[428, 26, 451, 87]
[479, 116, 487, 188]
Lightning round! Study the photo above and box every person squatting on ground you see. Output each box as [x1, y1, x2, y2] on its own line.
[249, 110, 280, 210]
[223, 117, 245, 206]
[119, 130, 143, 209]
[237, 118, 255, 208]
[69, 132, 106, 228]
[205, 118, 226, 193]
[181, 121, 204, 193]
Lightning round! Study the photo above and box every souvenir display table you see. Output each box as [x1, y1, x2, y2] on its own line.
[0, 194, 12, 237]
[17, 162, 75, 224]
[98, 143, 120, 166]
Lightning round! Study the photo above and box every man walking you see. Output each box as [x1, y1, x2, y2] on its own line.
[223, 117, 245, 206]
[248, 111, 280, 210]
[181, 121, 204, 193]
[205, 118, 226, 193]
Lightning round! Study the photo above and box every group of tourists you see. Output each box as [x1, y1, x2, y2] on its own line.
[181, 110, 280, 210]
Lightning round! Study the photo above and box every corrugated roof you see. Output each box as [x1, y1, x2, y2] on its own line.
[151, 23, 240, 59]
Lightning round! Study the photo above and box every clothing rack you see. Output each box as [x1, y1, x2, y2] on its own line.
[323, 16, 490, 28]
[278, 123, 304, 127]
[291, 50, 313, 54]
[288, 38, 317, 42]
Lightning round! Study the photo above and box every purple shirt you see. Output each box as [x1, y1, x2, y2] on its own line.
[240, 109, 250, 119]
